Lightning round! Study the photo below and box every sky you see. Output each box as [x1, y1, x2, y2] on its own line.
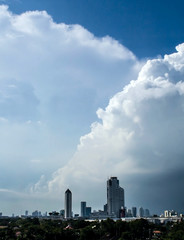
[0, 0, 184, 216]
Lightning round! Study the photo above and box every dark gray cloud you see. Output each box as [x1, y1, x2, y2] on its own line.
[126, 167, 184, 214]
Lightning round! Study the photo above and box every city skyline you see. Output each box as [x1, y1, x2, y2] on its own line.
[0, 1, 184, 215]
[0, 176, 182, 219]
[0, 177, 154, 217]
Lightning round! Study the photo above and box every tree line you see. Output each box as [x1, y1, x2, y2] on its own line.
[0, 217, 183, 239]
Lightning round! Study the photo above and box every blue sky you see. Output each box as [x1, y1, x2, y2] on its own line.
[0, 0, 184, 216]
[7, 0, 184, 57]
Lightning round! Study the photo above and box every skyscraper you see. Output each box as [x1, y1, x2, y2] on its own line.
[81, 201, 86, 217]
[132, 207, 137, 217]
[65, 189, 72, 219]
[139, 207, 144, 218]
[107, 177, 124, 218]
[86, 207, 91, 218]
[144, 209, 150, 217]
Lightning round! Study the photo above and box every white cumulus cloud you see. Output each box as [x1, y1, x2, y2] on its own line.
[2, 4, 184, 215]
[46, 43, 184, 213]
[0, 5, 140, 214]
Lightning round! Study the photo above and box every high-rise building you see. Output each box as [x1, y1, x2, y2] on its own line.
[139, 207, 144, 218]
[60, 209, 65, 217]
[127, 209, 132, 217]
[144, 209, 150, 217]
[86, 207, 92, 218]
[132, 207, 137, 217]
[65, 189, 72, 219]
[32, 210, 39, 217]
[107, 177, 124, 218]
[104, 203, 107, 214]
[120, 207, 126, 218]
[81, 201, 86, 217]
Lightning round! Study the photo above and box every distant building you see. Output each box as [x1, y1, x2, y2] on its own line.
[127, 209, 132, 217]
[60, 209, 65, 217]
[104, 204, 107, 214]
[32, 210, 39, 217]
[49, 211, 59, 217]
[164, 210, 178, 218]
[107, 177, 124, 218]
[164, 210, 170, 218]
[139, 207, 144, 218]
[25, 210, 28, 216]
[132, 207, 137, 217]
[86, 207, 92, 218]
[81, 201, 86, 217]
[144, 209, 150, 217]
[90, 209, 109, 219]
[43, 212, 47, 217]
[65, 189, 72, 219]
[120, 207, 126, 218]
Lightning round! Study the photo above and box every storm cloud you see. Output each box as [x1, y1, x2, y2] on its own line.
[46, 43, 184, 214]
[0, 5, 183, 215]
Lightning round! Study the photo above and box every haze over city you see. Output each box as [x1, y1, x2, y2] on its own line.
[0, 0, 184, 216]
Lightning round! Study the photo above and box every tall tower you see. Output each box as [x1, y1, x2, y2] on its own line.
[139, 207, 144, 218]
[132, 207, 137, 217]
[65, 189, 72, 218]
[81, 201, 86, 217]
[107, 177, 124, 218]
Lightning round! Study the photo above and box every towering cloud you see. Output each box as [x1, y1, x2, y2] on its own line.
[0, 5, 183, 214]
[47, 43, 184, 213]
[0, 5, 139, 214]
